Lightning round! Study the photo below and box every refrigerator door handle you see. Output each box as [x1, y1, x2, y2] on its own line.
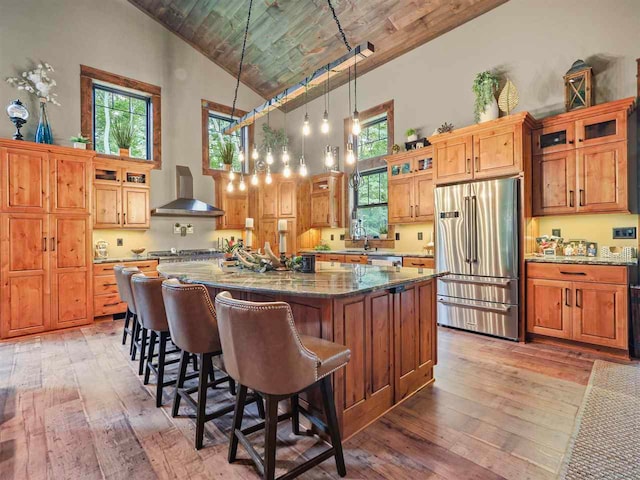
[464, 196, 471, 263]
[437, 297, 512, 314]
[472, 195, 478, 262]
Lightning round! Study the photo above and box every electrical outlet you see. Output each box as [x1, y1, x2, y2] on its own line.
[174, 223, 195, 235]
[613, 227, 636, 239]
[552, 229, 561, 237]
[186, 224, 194, 234]
[339, 234, 345, 240]
[395, 232, 400, 241]
[418, 232, 423, 241]
[116, 238, 123, 246]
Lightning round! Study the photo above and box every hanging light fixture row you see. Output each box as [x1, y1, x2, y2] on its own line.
[223, 41, 374, 135]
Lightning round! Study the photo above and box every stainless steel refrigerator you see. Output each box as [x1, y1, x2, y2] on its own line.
[435, 177, 519, 340]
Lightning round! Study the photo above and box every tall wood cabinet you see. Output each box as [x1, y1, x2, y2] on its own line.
[254, 175, 300, 255]
[532, 98, 636, 216]
[386, 147, 434, 224]
[309, 172, 343, 228]
[215, 175, 248, 230]
[0, 140, 94, 338]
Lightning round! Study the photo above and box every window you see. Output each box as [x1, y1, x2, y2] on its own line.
[207, 112, 245, 172]
[355, 168, 388, 235]
[201, 99, 253, 176]
[357, 116, 388, 161]
[80, 65, 161, 168]
[93, 85, 151, 159]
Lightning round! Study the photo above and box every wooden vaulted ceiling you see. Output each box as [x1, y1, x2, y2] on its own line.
[129, 0, 508, 110]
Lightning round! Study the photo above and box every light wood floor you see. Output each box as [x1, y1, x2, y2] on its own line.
[0, 321, 626, 479]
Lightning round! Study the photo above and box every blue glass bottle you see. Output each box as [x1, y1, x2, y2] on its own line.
[35, 99, 53, 144]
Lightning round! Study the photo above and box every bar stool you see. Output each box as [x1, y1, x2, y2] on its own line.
[215, 291, 351, 480]
[114, 265, 141, 358]
[113, 265, 138, 348]
[161, 279, 261, 450]
[131, 273, 185, 407]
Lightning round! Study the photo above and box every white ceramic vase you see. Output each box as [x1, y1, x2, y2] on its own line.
[479, 97, 499, 123]
[407, 134, 418, 142]
[379, 234, 388, 240]
[73, 142, 87, 149]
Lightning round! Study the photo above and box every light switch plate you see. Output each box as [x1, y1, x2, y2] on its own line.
[418, 232, 423, 241]
[116, 238, 123, 246]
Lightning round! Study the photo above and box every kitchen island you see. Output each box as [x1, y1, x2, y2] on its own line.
[158, 260, 444, 438]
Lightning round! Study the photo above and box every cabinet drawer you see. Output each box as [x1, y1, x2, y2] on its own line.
[403, 257, 435, 268]
[527, 263, 627, 284]
[324, 254, 346, 263]
[94, 294, 127, 316]
[93, 260, 158, 275]
[344, 255, 368, 264]
[94, 275, 119, 295]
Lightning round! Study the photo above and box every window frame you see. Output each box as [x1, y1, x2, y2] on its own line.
[354, 167, 389, 235]
[92, 83, 152, 160]
[356, 116, 389, 162]
[80, 65, 162, 169]
[201, 99, 254, 177]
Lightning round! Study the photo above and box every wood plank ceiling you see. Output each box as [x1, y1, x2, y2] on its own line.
[129, 0, 508, 110]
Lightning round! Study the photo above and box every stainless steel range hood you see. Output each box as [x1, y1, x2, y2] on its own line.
[151, 165, 224, 217]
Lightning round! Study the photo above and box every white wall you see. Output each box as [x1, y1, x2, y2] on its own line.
[0, 0, 272, 256]
[285, 0, 640, 173]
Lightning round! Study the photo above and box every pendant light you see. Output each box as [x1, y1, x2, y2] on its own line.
[282, 88, 290, 165]
[266, 147, 274, 165]
[239, 175, 246, 191]
[346, 142, 355, 165]
[226, 181, 234, 193]
[302, 83, 311, 136]
[321, 64, 330, 134]
[324, 145, 334, 168]
[299, 156, 308, 176]
[283, 163, 291, 178]
[265, 166, 273, 184]
[351, 50, 361, 136]
[229, 170, 235, 180]
[251, 169, 259, 186]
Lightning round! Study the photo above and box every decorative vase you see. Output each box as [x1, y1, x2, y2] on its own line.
[73, 142, 87, 150]
[407, 134, 418, 142]
[119, 147, 129, 157]
[479, 97, 499, 123]
[222, 163, 231, 171]
[35, 99, 53, 144]
[379, 234, 388, 240]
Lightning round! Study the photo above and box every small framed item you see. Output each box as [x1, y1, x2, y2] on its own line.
[543, 248, 556, 257]
[587, 243, 597, 257]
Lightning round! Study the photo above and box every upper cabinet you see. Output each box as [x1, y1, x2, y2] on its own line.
[431, 112, 535, 185]
[309, 172, 343, 228]
[92, 158, 152, 229]
[386, 147, 434, 225]
[215, 176, 249, 230]
[532, 98, 635, 216]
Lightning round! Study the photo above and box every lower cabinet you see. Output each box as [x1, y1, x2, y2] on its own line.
[526, 263, 628, 350]
[402, 256, 435, 269]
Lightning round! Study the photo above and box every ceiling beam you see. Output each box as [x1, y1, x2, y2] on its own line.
[223, 41, 374, 134]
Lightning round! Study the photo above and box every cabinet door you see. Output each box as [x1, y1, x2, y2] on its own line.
[526, 278, 572, 339]
[122, 187, 149, 228]
[533, 122, 575, 155]
[50, 153, 89, 214]
[94, 184, 121, 228]
[278, 180, 296, 218]
[394, 281, 435, 401]
[310, 193, 331, 227]
[387, 157, 414, 179]
[51, 215, 92, 329]
[1, 147, 48, 213]
[575, 110, 627, 147]
[473, 126, 519, 178]
[388, 178, 414, 224]
[414, 175, 434, 221]
[221, 192, 248, 229]
[261, 183, 278, 218]
[572, 282, 628, 349]
[0, 214, 50, 338]
[433, 136, 473, 184]
[532, 152, 576, 216]
[259, 219, 278, 252]
[577, 142, 627, 213]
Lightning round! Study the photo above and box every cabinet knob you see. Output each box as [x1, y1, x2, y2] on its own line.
[578, 138, 583, 142]
[568, 140, 574, 144]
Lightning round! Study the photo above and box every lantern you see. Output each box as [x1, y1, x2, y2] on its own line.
[563, 59, 593, 111]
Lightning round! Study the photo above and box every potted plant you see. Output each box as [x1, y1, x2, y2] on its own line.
[472, 71, 500, 123]
[70, 133, 90, 150]
[223, 238, 238, 259]
[379, 225, 388, 240]
[219, 137, 235, 171]
[405, 128, 418, 142]
[111, 115, 133, 156]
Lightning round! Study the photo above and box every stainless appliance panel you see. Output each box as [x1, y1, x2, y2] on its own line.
[470, 178, 519, 278]
[435, 183, 469, 276]
[437, 295, 519, 340]
[437, 274, 518, 305]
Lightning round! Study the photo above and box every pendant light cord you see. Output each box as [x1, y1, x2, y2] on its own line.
[327, 0, 351, 52]
[230, 0, 254, 120]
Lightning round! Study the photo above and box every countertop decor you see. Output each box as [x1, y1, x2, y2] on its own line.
[525, 254, 637, 266]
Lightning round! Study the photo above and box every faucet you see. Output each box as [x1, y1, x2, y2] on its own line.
[363, 235, 370, 250]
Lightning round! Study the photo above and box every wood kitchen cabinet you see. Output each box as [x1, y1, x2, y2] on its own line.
[93, 158, 152, 229]
[0, 140, 95, 339]
[93, 260, 158, 318]
[532, 98, 635, 216]
[402, 257, 435, 268]
[386, 148, 434, 225]
[430, 112, 534, 185]
[309, 172, 343, 228]
[215, 177, 248, 230]
[526, 262, 629, 351]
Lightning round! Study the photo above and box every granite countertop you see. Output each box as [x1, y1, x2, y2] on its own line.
[525, 254, 638, 266]
[157, 261, 445, 298]
[300, 249, 434, 258]
[94, 255, 159, 264]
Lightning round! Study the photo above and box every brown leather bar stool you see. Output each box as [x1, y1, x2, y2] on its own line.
[113, 265, 138, 348]
[131, 273, 188, 407]
[215, 291, 351, 480]
[114, 265, 141, 359]
[161, 279, 260, 450]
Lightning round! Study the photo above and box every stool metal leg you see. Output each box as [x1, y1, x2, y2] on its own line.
[130, 315, 139, 358]
[156, 331, 168, 407]
[138, 326, 148, 375]
[320, 376, 346, 477]
[144, 331, 157, 385]
[122, 309, 131, 345]
[195, 352, 211, 450]
[263, 396, 279, 480]
[291, 394, 301, 435]
[172, 350, 190, 417]
[228, 384, 248, 462]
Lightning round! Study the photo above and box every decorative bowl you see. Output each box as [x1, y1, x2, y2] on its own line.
[131, 248, 146, 255]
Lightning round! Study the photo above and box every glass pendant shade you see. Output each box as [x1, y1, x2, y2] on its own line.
[282, 145, 290, 163]
[302, 113, 311, 136]
[226, 181, 234, 193]
[346, 143, 355, 165]
[265, 168, 273, 184]
[299, 156, 308, 177]
[251, 171, 259, 186]
[324, 145, 334, 168]
[238, 149, 245, 164]
[283, 163, 291, 178]
[252, 144, 259, 160]
[352, 111, 361, 136]
[239, 176, 246, 191]
[228, 170, 235, 180]
[266, 147, 274, 165]
[321, 111, 330, 134]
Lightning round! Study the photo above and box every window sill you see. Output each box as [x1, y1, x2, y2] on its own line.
[96, 153, 159, 168]
[345, 238, 395, 249]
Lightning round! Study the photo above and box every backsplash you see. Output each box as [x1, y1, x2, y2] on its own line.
[319, 222, 434, 253]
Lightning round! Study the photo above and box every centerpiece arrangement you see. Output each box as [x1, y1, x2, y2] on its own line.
[233, 242, 302, 273]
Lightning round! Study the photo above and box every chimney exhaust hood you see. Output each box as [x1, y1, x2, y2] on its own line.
[151, 165, 224, 217]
